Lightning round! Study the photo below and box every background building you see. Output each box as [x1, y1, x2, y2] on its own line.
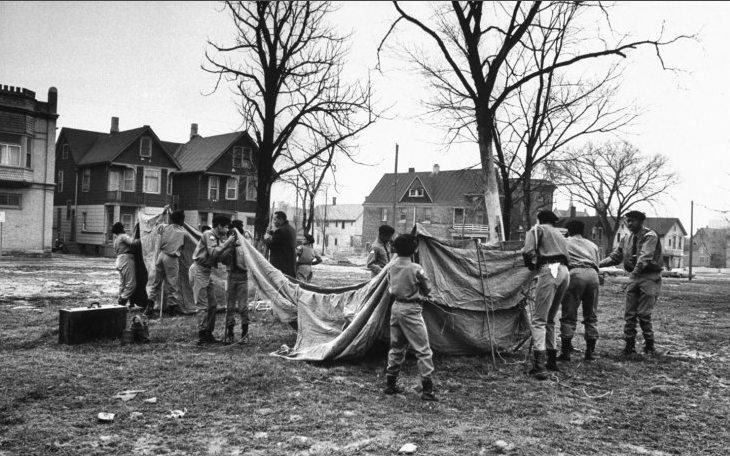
[0, 84, 58, 256]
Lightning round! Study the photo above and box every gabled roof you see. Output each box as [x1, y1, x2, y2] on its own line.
[162, 141, 183, 156]
[314, 203, 362, 221]
[59, 125, 181, 169]
[59, 128, 104, 162]
[174, 131, 247, 173]
[643, 217, 687, 236]
[365, 169, 487, 206]
[400, 175, 433, 202]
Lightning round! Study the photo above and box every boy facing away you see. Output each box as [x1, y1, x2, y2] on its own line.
[383, 234, 437, 401]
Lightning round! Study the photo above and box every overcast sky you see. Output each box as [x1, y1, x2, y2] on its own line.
[2, 1, 728, 231]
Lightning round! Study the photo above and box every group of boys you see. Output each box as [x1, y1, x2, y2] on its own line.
[521, 209, 664, 380]
[138, 210, 250, 346]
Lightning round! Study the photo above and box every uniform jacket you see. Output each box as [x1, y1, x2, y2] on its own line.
[366, 239, 391, 275]
[600, 226, 663, 274]
[266, 221, 297, 277]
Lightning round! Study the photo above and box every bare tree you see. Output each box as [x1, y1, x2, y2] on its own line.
[546, 141, 680, 244]
[204, 1, 378, 245]
[380, 1, 690, 242]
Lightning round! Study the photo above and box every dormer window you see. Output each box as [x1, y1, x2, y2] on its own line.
[409, 188, 424, 197]
[232, 147, 253, 168]
[62, 144, 69, 159]
[140, 137, 152, 158]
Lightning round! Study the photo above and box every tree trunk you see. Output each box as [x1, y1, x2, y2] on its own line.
[477, 114, 504, 243]
[254, 175, 272, 249]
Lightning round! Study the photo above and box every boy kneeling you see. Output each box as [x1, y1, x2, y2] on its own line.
[384, 234, 437, 401]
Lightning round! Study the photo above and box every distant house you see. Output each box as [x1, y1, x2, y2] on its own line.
[312, 199, 363, 253]
[172, 125, 258, 231]
[362, 164, 555, 243]
[54, 117, 181, 255]
[688, 227, 730, 268]
[555, 214, 615, 259]
[0, 84, 58, 255]
[614, 217, 688, 269]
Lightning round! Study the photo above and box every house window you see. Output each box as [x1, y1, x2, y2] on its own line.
[243, 148, 252, 167]
[341, 221, 346, 229]
[81, 212, 87, 231]
[208, 176, 220, 200]
[409, 188, 424, 197]
[108, 170, 120, 191]
[123, 168, 135, 191]
[381, 208, 388, 222]
[57, 171, 64, 192]
[597, 227, 603, 240]
[424, 207, 432, 223]
[0, 143, 22, 167]
[245, 176, 257, 200]
[399, 207, 407, 223]
[226, 177, 237, 200]
[475, 210, 484, 225]
[167, 172, 173, 195]
[140, 137, 152, 158]
[453, 208, 465, 225]
[25, 138, 32, 168]
[62, 144, 69, 159]
[0, 192, 21, 208]
[232, 147, 244, 168]
[143, 168, 161, 194]
[334, 238, 338, 246]
[82, 169, 91, 192]
[121, 214, 133, 232]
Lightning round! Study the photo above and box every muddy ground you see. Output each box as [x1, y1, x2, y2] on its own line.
[0, 254, 728, 455]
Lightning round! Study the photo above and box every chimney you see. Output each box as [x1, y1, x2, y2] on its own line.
[190, 123, 198, 139]
[432, 164, 440, 175]
[570, 206, 576, 218]
[408, 167, 415, 173]
[110, 117, 119, 134]
[47, 87, 57, 114]
[332, 197, 337, 206]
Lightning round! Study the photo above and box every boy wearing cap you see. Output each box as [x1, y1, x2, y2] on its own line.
[367, 225, 395, 278]
[599, 210, 663, 356]
[522, 210, 571, 380]
[559, 220, 601, 362]
[383, 234, 437, 401]
[296, 234, 323, 283]
[220, 220, 250, 344]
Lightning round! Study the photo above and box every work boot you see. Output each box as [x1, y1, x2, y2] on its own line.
[197, 330, 221, 346]
[546, 349, 561, 372]
[529, 350, 548, 380]
[239, 324, 250, 344]
[384, 375, 404, 395]
[144, 300, 158, 319]
[585, 338, 597, 361]
[643, 338, 655, 355]
[621, 337, 636, 356]
[557, 337, 573, 362]
[421, 377, 438, 401]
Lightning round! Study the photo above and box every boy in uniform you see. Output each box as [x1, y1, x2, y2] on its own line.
[296, 234, 323, 282]
[383, 233, 437, 401]
[220, 220, 250, 344]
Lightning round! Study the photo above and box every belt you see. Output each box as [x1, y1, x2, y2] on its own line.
[297, 262, 312, 266]
[569, 265, 599, 272]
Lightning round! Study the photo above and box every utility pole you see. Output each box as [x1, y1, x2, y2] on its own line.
[392, 143, 398, 227]
[689, 200, 694, 281]
[294, 175, 299, 233]
[322, 185, 329, 256]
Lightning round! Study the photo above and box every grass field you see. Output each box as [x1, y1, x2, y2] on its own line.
[1, 255, 728, 455]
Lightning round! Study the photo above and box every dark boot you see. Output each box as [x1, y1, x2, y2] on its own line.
[144, 300, 158, 319]
[557, 337, 572, 362]
[384, 375, 404, 395]
[585, 338, 597, 361]
[643, 338, 655, 355]
[421, 377, 438, 401]
[118, 297, 129, 307]
[197, 330, 221, 346]
[621, 337, 636, 356]
[529, 350, 548, 380]
[546, 349, 560, 372]
[239, 324, 250, 344]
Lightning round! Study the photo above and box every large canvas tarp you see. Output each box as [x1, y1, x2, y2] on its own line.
[239, 224, 535, 361]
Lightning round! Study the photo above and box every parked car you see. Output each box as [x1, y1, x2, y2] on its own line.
[599, 266, 626, 277]
[661, 268, 696, 279]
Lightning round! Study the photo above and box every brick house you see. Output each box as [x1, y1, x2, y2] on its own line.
[171, 125, 258, 231]
[312, 199, 363, 254]
[687, 227, 730, 268]
[614, 217, 688, 269]
[0, 84, 58, 256]
[53, 117, 181, 256]
[362, 164, 555, 243]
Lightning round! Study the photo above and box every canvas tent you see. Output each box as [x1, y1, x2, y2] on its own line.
[140, 213, 534, 361]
